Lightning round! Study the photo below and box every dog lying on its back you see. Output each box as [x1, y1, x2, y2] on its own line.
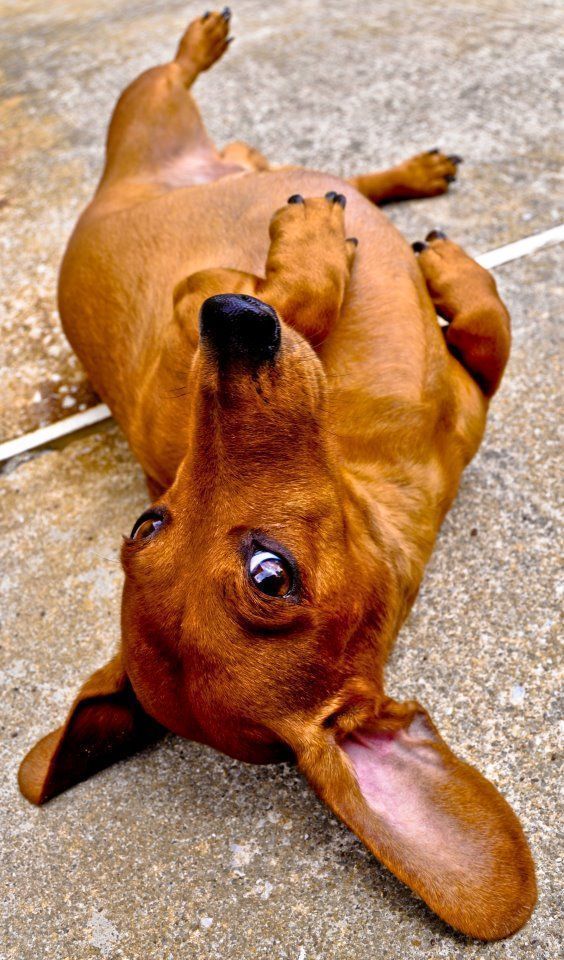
[18, 8, 535, 940]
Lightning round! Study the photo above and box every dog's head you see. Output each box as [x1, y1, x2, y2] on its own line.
[19, 294, 536, 939]
[121, 293, 390, 765]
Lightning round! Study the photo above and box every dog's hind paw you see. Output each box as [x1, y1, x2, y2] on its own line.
[175, 8, 233, 78]
[394, 149, 463, 199]
[220, 141, 270, 172]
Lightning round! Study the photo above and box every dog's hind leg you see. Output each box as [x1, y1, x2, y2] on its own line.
[349, 149, 462, 204]
[95, 10, 237, 201]
[219, 141, 270, 171]
[413, 231, 511, 397]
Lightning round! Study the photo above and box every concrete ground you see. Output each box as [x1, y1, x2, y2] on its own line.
[0, 1, 562, 958]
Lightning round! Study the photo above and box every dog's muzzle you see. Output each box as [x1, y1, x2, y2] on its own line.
[199, 294, 281, 368]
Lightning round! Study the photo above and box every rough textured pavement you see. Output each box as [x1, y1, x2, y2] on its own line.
[1, 1, 562, 958]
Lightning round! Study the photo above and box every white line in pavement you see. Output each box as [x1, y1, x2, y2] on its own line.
[475, 223, 564, 269]
[0, 403, 111, 464]
[0, 223, 562, 465]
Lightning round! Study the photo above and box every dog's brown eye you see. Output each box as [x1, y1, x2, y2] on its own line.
[249, 550, 293, 597]
[130, 510, 165, 540]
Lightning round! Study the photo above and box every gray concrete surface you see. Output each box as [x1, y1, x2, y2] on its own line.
[1, 1, 562, 958]
[0, 0, 562, 440]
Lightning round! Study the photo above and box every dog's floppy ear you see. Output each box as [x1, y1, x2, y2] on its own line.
[18, 654, 164, 805]
[293, 698, 536, 940]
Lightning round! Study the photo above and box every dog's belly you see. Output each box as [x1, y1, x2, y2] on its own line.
[62, 171, 433, 388]
[59, 167, 484, 481]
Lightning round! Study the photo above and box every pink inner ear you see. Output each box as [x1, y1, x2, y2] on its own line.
[312, 708, 536, 939]
[340, 720, 484, 870]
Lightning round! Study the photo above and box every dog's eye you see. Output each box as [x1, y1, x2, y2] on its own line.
[249, 550, 293, 597]
[130, 510, 165, 541]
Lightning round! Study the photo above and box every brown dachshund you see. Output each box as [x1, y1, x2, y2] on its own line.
[18, 9, 535, 941]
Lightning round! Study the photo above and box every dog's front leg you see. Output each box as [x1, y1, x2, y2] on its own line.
[413, 230, 511, 397]
[136, 198, 356, 484]
[256, 193, 358, 344]
[169, 194, 357, 367]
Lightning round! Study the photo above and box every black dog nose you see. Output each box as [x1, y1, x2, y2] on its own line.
[199, 294, 281, 367]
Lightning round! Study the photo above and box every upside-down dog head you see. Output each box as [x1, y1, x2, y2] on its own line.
[19, 293, 535, 940]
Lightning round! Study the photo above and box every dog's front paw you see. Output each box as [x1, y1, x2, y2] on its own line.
[268, 192, 358, 277]
[412, 229, 510, 396]
[412, 228, 497, 319]
[260, 193, 358, 339]
[394, 149, 463, 199]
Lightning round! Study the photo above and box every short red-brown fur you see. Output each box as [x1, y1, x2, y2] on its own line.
[18, 10, 534, 941]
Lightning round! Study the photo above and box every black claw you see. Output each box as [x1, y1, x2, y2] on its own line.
[411, 241, 428, 253]
[226, 36, 235, 44]
[202, 11, 211, 19]
[221, 6, 231, 20]
[347, 237, 359, 246]
[446, 174, 456, 183]
[287, 194, 304, 204]
[447, 154, 463, 165]
[425, 229, 447, 242]
[324, 191, 346, 207]
[427, 148, 440, 155]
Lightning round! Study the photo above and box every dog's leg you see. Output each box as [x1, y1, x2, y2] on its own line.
[97, 10, 233, 193]
[174, 192, 356, 346]
[414, 231, 511, 397]
[349, 149, 462, 204]
[219, 141, 270, 171]
[256, 193, 358, 343]
[171, 194, 356, 348]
